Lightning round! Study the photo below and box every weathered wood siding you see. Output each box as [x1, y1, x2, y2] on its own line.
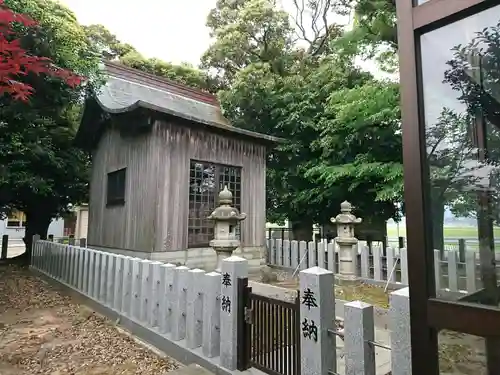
[88, 119, 267, 253]
[154, 120, 267, 252]
[88, 126, 160, 251]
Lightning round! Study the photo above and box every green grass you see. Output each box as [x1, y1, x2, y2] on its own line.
[386, 225, 500, 239]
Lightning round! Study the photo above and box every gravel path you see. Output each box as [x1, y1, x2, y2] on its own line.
[0, 265, 181, 374]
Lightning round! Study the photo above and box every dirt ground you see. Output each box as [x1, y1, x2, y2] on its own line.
[0, 265, 181, 375]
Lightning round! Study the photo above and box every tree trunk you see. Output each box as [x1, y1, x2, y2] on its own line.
[431, 202, 445, 258]
[22, 212, 52, 265]
[290, 220, 313, 241]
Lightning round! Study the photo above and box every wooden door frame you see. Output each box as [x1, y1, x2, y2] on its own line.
[396, 0, 500, 373]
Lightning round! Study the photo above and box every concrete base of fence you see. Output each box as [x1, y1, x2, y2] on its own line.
[30, 268, 265, 375]
[87, 245, 265, 271]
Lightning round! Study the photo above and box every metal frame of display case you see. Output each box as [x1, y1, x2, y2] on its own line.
[396, 0, 500, 373]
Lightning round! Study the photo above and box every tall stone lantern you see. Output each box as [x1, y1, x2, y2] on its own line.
[331, 201, 362, 284]
[208, 186, 247, 272]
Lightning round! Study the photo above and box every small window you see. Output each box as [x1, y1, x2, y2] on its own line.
[107, 168, 126, 206]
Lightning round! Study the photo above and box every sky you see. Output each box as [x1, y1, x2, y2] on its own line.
[59, 0, 217, 65]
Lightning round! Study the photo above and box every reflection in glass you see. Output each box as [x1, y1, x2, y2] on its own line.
[420, 7, 500, 305]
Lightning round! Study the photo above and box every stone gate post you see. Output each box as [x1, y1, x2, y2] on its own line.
[219, 256, 248, 370]
[299, 266, 336, 375]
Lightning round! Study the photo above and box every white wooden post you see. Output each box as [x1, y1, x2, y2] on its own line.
[269, 239, 276, 265]
[299, 267, 336, 375]
[98, 252, 108, 303]
[220, 256, 248, 370]
[202, 271, 222, 358]
[186, 268, 206, 349]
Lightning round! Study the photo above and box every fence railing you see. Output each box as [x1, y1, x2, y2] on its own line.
[30, 239, 413, 375]
[266, 238, 498, 296]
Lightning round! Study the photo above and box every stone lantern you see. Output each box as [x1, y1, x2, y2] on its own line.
[208, 186, 247, 271]
[330, 201, 362, 284]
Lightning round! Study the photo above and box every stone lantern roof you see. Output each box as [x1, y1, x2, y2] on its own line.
[208, 186, 246, 223]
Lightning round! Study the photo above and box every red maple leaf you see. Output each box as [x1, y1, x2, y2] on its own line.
[0, 0, 84, 101]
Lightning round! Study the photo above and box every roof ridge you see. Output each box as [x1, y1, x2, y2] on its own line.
[103, 60, 219, 106]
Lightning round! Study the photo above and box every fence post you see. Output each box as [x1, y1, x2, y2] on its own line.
[400, 248, 409, 285]
[283, 240, 291, 267]
[121, 257, 134, 315]
[220, 256, 248, 370]
[465, 251, 477, 293]
[1, 234, 8, 260]
[327, 242, 335, 273]
[447, 249, 458, 292]
[317, 241, 325, 268]
[291, 240, 299, 269]
[386, 247, 395, 283]
[360, 245, 369, 278]
[458, 238, 466, 263]
[105, 254, 116, 307]
[186, 268, 206, 349]
[159, 263, 176, 334]
[202, 271, 222, 358]
[390, 287, 411, 375]
[268, 238, 276, 265]
[149, 261, 163, 328]
[32, 235, 40, 267]
[171, 266, 190, 341]
[299, 266, 336, 375]
[344, 301, 376, 375]
[140, 260, 154, 323]
[276, 239, 283, 266]
[96, 252, 106, 303]
[308, 241, 316, 267]
[433, 250, 441, 292]
[373, 246, 382, 281]
[299, 241, 307, 270]
[131, 258, 143, 319]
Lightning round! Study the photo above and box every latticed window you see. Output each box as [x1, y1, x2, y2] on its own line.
[188, 161, 241, 247]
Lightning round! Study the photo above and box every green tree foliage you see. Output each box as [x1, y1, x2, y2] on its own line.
[203, 0, 403, 233]
[0, 0, 101, 261]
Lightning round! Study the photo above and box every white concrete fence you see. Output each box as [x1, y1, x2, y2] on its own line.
[267, 238, 491, 296]
[31, 239, 412, 375]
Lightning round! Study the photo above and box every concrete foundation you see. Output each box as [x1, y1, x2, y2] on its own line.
[88, 245, 266, 271]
